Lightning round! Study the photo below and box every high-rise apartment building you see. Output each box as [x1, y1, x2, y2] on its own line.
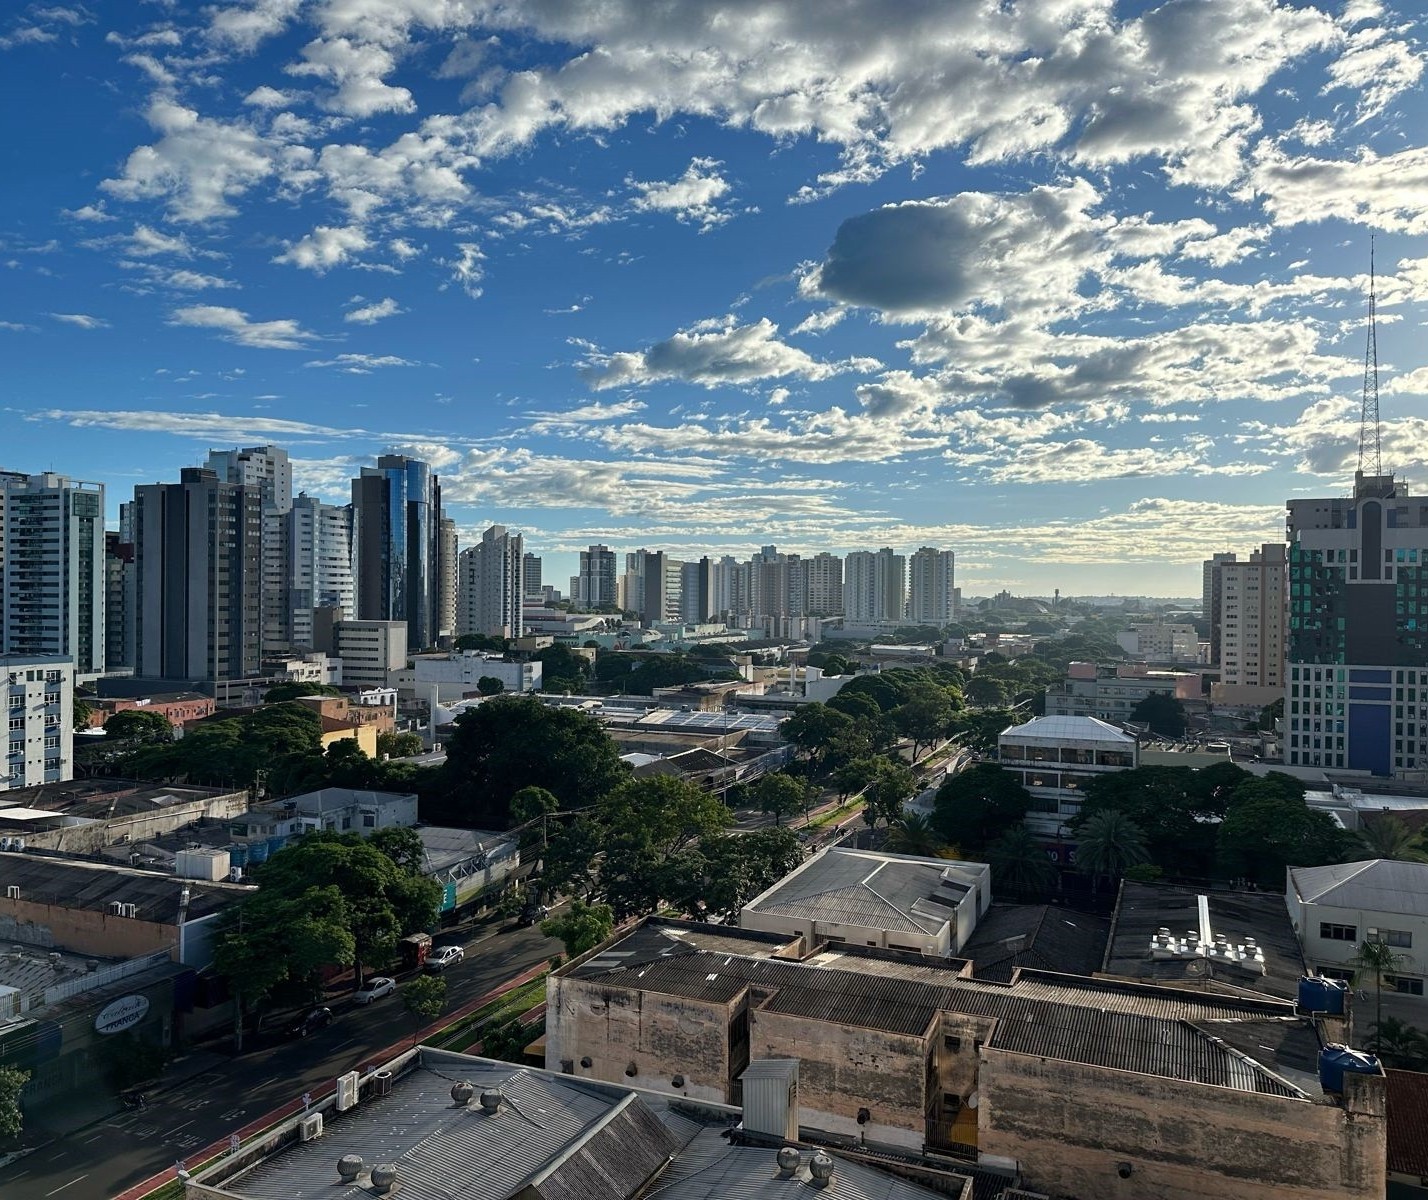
[352, 454, 443, 651]
[805, 552, 843, 616]
[630, 550, 682, 626]
[1220, 544, 1287, 691]
[680, 558, 715, 623]
[523, 552, 543, 599]
[104, 529, 133, 673]
[438, 517, 458, 642]
[457, 525, 524, 639]
[132, 467, 263, 681]
[2, 655, 74, 790]
[908, 546, 955, 626]
[577, 545, 617, 608]
[1285, 472, 1428, 775]
[206, 445, 293, 656]
[844, 547, 906, 623]
[1202, 551, 1237, 666]
[286, 494, 355, 650]
[709, 556, 750, 623]
[0, 472, 105, 676]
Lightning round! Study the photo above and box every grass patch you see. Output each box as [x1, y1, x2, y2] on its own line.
[432, 974, 548, 1050]
[804, 798, 864, 830]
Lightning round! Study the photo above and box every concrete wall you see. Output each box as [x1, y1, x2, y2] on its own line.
[740, 908, 951, 958]
[748, 1006, 934, 1150]
[977, 1047, 1386, 1200]
[21, 790, 249, 854]
[0, 898, 178, 960]
[544, 974, 735, 1105]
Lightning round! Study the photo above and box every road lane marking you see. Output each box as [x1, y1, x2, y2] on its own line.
[45, 1174, 88, 1195]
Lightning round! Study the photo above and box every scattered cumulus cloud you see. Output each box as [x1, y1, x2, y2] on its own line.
[344, 296, 402, 324]
[49, 312, 108, 329]
[168, 304, 315, 349]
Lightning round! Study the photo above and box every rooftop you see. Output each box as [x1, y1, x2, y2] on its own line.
[1290, 859, 1428, 918]
[200, 1051, 970, 1200]
[0, 851, 242, 922]
[1386, 1069, 1428, 1178]
[742, 848, 987, 937]
[566, 920, 1315, 1098]
[0, 779, 240, 820]
[961, 905, 1110, 984]
[999, 714, 1137, 745]
[417, 825, 518, 875]
[284, 787, 417, 813]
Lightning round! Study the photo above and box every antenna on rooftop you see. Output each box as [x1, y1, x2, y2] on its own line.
[1358, 237, 1382, 479]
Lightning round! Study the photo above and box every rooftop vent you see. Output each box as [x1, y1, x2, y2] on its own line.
[776, 1147, 801, 1174]
[478, 1088, 503, 1114]
[450, 1082, 474, 1107]
[336, 1155, 363, 1183]
[808, 1153, 834, 1188]
[369, 1164, 398, 1195]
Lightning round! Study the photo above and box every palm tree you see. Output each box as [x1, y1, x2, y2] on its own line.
[1349, 939, 1412, 1048]
[886, 812, 945, 857]
[1356, 815, 1428, 862]
[1368, 1016, 1428, 1070]
[1073, 810, 1149, 889]
[988, 825, 1056, 899]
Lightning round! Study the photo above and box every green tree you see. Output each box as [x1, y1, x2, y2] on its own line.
[885, 812, 945, 857]
[540, 899, 615, 958]
[987, 825, 1056, 899]
[0, 1064, 29, 1138]
[72, 696, 93, 730]
[891, 690, 956, 758]
[1128, 692, 1188, 738]
[754, 772, 811, 827]
[1216, 778, 1350, 887]
[832, 756, 882, 802]
[539, 815, 603, 898]
[1074, 764, 1234, 878]
[454, 633, 507, 652]
[950, 708, 1017, 756]
[436, 696, 629, 827]
[477, 676, 506, 696]
[1073, 810, 1150, 888]
[376, 731, 424, 759]
[1356, 815, 1428, 862]
[1350, 939, 1413, 1051]
[664, 828, 803, 923]
[932, 764, 1032, 855]
[480, 1015, 536, 1062]
[104, 708, 173, 744]
[1367, 1016, 1428, 1070]
[863, 758, 918, 829]
[780, 703, 854, 775]
[536, 643, 592, 694]
[964, 676, 1009, 708]
[402, 975, 448, 1044]
[263, 682, 341, 704]
[368, 826, 426, 875]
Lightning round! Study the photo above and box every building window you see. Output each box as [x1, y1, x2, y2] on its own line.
[1320, 922, 1358, 942]
[1384, 975, 1425, 996]
[1373, 929, 1412, 949]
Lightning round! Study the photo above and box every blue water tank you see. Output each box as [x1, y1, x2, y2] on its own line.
[1319, 1044, 1380, 1093]
[1298, 975, 1348, 1015]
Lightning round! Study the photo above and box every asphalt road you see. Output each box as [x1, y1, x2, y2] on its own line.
[0, 921, 560, 1200]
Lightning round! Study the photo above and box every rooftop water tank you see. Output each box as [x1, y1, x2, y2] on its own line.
[1319, 1044, 1380, 1094]
[1298, 974, 1348, 1015]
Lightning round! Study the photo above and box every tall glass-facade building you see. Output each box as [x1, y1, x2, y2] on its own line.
[352, 454, 443, 651]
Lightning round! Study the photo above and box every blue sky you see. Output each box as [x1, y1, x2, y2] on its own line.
[2, 0, 1426, 597]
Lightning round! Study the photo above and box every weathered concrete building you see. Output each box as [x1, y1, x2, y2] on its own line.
[547, 919, 1386, 1200]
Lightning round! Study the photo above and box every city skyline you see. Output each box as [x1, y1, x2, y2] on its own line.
[3, 2, 1427, 595]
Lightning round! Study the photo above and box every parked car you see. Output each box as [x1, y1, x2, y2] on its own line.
[354, 976, 397, 1005]
[288, 1006, 334, 1037]
[425, 945, 464, 972]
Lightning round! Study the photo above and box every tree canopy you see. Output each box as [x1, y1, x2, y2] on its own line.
[104, 708, 174, 743]
[0, 1064, 28, 1138]
[540, 899, 614, 958]
[434, 695, 629, 827]
[1129, 692, 1189, 738]
[537, 643, 593, 694]
[932, 764, 1032, 854]
[1216, 775, 1351, 887]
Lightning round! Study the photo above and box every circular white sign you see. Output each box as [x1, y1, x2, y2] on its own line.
[94, 994, 150, 1035]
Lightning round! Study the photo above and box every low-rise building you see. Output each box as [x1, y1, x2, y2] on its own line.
[87, 691, 216, 730]
[740, 847, 990, 957]
[1287, 859, 1428, 1021]
[188, 1047, 984, 1200]
[417, 825, 521, 918]
[406, 651, 542, 702]
[1116, 622, 1201, 662]
[997, 714, 1138, 836]
[547, 918, 1386, 1200]
[322, 618, 407, 688]
[233, 787, 419, 843]
[1044, 662, 1200, 723]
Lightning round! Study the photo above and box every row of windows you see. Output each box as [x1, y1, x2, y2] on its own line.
[1319, 923, 1413, 949]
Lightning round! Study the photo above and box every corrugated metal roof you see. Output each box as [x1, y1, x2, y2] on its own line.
[1000, 715, 1136, 744]
[1291, 858, 1428, 917]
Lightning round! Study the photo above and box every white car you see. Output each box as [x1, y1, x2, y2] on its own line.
[354, 976, 397, 1005]
[425, 945, 464, 972]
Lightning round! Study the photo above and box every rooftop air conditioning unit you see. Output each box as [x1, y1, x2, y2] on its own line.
[108, 900, 125, 916]
[299, 1113, 324, 1141]
[4, 886, 17, 901]
[335, 1071, 359, 1112]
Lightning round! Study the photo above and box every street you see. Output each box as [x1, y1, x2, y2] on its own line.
[0, 921, 559, 1200]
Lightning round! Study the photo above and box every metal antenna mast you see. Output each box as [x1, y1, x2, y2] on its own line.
[1359, 237, 1382, 478]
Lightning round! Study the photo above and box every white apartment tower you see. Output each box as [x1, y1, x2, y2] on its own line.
[908, 547, 956, 625]
[457, 525, 525, 639]
[844, 547, 906, 623]
[2, 655, 75, 790]
[0, 472, 105, 677]
[286, 494, 355, 651]
[1202, 551, 1238, 666]
[206, 445, 293, 656]
[805, 552, 843, 616]
[577, 545, 618, 608]
[1220, 544, 1287, 690]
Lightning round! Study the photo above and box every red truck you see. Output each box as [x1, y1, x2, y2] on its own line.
[399, 932, 432, 970]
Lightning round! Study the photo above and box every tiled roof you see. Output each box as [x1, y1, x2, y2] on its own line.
[1387, 1069, 1428, 1176]
[1290, 859, 1428, 918]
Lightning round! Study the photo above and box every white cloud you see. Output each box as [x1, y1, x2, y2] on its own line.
[49, 312, 109, 329]
[168, 304, 315, 349]
[1246, 142, 1428, 233]
[206, 0, 301, 53]
[627, 157, 734, 230]
[304, 352, 417, 373]
[244, 85, 297, 108]
[125, 223, 198, 257]
[526, 399, 646, 434]
[344, 296, 402, 324]
[446, 242, 484, 298]
[273, 224, 370, 272]
[288, 35, 415, 117]
[581, 317, 882, 390]
[1323, 20, 1424, 119]
[63, 203, 114, 223]
[101, 99, 279, 224]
